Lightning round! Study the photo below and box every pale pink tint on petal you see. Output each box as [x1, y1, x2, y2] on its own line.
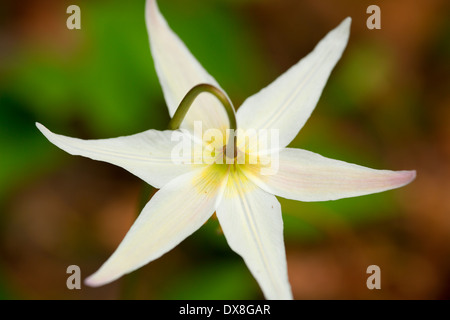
[243, 148, 416, 202]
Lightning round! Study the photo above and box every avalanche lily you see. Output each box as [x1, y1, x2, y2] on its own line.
[36, 0, 415, 300]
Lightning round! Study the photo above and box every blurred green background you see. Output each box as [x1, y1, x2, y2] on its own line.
[1, 0, 449, 299]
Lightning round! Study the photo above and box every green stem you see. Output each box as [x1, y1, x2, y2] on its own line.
[168, 83, 237, 131]
[168, 84, 237, 159]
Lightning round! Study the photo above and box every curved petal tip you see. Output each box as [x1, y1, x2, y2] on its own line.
[397, 170, 416, 187]
[35, 122, 45, 131]
[337, 16, 352, 37]
[84, 274, 106, 288]
[35, 122, 53, 140]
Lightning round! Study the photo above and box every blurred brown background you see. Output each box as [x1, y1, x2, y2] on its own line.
[0, 0, 449, 299]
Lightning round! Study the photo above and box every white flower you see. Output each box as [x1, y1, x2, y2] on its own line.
[36, 0, 415, 299]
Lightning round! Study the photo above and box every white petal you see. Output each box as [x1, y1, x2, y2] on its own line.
[237, 18, 351, 149]
[244, 148, 416, 202]
[36, 123, 197, 189]
[85, 165, 228, 287]
[146, 0, 229, 132]
[216, 168, 292, 300]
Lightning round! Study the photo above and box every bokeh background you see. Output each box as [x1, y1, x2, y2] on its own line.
[1, 0, 449, 299]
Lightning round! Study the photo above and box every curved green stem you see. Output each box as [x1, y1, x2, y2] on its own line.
[168, 84, 237, 131]
[168, 84, 237, 159]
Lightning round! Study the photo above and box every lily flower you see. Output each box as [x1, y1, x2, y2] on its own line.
[36, 0, 415, 299]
